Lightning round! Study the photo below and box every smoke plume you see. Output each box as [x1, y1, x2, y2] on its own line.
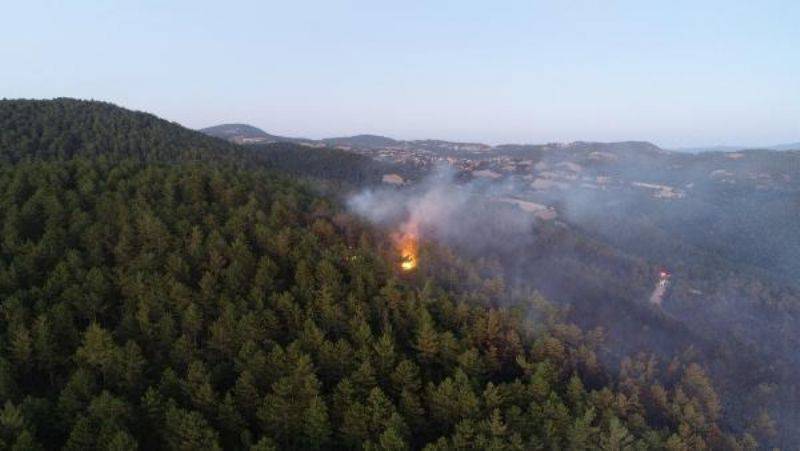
[346, 166, 539, 259]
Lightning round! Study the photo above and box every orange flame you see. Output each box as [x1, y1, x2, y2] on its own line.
[394, 222, 419, 271]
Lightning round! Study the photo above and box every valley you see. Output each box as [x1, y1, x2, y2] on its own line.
[206, 123, 800, 447]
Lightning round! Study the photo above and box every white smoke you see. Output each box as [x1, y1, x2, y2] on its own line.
[346, 166, 537, 255]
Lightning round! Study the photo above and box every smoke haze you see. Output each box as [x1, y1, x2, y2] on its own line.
[345, 149, 800, 445]
[347, 167, 539, 258]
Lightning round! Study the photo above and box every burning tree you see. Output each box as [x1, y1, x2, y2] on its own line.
[394, 220, 419, 272]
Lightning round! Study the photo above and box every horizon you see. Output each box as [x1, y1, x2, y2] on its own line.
[6, 96, 797, 150]
[2, 1, 798, 147]
[199, 119, 799, 151]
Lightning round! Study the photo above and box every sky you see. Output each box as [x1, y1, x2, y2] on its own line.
[2, 0, 798, 147]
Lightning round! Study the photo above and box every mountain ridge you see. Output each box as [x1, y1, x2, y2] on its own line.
[200, 122, 799, 155]
[200, 123, 309, 144]
[199, 123, 668, 155]
[673, 142, 800, 153]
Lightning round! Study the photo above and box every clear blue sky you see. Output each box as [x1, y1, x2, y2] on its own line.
[2, 1, 798, 147]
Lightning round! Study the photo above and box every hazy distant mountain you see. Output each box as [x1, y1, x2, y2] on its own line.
[202, 125, 496, 153]
[200, 126, 403, 149]
[674, 142, 800, 153]
[322, 134, 400, 148]
[200, 123, 307, 144]
[768, 142, 800, 151]
[408, 139, 493, 153]
[201, 123, 269, 140]
[201, 122, 799, 161]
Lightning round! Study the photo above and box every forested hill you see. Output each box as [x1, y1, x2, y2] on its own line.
[0, 98, 240, 163]
[201, 123, 275, 141]
[0, 99, 388, 186]
[0, 99, 756, 449]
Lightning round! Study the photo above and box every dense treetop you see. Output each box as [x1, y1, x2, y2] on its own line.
[0, 99, 763, 449]
[0, 99, 388, 186]
[0, 98, 240, 163]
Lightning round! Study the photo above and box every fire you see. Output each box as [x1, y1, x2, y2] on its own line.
[401, 254, 416, 271]
[394, 222, 419, 272]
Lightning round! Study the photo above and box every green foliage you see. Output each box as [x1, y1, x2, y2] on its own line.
[0, 99, 741, 449]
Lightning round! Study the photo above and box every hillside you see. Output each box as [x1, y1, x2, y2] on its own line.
[248, 142, 402, 187]
[0, 99, 755, 449]
[0, 98, 239, 163]
[217, 118, 800, 444]
[201, 123, 272, 140]
[0, 99, 393, 188]
[200, 124, 306, 145]
[323, 134, 400, 149]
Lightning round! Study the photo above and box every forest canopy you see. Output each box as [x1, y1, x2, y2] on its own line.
[0, 99, 761, 449]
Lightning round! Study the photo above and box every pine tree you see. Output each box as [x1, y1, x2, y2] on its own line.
[163, 406, 222, 451]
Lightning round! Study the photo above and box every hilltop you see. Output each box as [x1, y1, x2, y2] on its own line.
[322, 134, 400, 148]
[200, 123, 309, 145]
